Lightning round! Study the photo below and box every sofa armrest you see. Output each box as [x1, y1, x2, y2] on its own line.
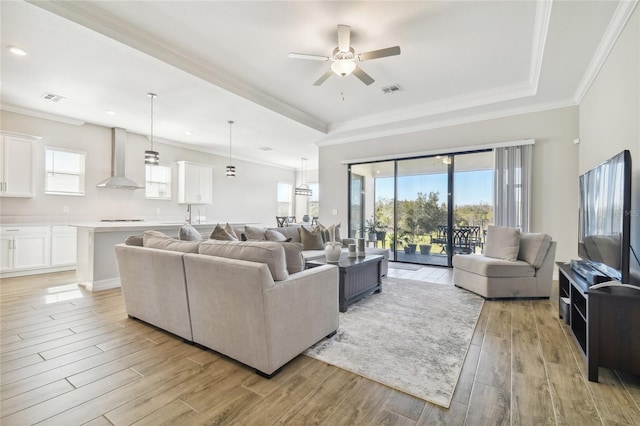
[263, 264, 339, 372]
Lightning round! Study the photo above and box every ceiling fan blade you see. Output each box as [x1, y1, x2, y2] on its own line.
[313, 69, 334, 86]
[337, 24, 351, 52]
[358, 46, 401, 61]
[352, 66, 375, 86]
[289, 53, 330, 61]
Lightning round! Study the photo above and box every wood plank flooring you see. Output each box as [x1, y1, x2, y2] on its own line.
[2, 268, 640, 425]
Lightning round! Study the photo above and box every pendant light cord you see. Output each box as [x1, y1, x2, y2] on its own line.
[148, 93, 157, 152]
[228, 120, 234, 162]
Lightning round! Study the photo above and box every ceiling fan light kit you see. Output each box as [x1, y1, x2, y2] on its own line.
[289, 24, 400, 86]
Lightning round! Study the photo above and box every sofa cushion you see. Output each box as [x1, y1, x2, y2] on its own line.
[268, 226, 301, 243]
[245, 225, 266, 240]
[143, 230, 200, 253]
[198, 240, 289, 281]
[484, 226, 520, 261]
[453, 254, 535, 278]
[179, 224, 203, 241]
[125, 234, 144, 246]
[300, 225, 325, 250]
[518, 233, 552, 268]
[265, 229, 291, 242]
[210, 224, 238, 241]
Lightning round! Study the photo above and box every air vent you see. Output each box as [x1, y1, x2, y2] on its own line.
[381, 84, 402, 94]
[41, 92, 66, 102]
[258, 146, 273, 151]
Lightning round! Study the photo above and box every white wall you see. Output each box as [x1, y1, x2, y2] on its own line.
[579, 6, 640, 283]
[319, 107, 580, 264]
[0, 110, 295, 228]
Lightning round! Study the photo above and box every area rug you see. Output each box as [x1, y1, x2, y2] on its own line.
[304, 277, 484, 408]
[388, 262, 424, 271]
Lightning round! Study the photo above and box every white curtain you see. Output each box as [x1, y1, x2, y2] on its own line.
[493, 144, 532, 231]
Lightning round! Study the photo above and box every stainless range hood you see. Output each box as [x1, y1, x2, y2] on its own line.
[97, 128, 144, 189]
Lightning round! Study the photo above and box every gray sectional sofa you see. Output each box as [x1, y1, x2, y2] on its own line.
[114, 234, 339, 377]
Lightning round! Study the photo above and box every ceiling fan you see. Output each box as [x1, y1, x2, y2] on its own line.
[289, 24, 401, 86]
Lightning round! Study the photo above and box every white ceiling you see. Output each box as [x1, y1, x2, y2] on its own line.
[0, 1, 635, 170]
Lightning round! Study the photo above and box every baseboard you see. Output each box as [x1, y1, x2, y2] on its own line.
[81, 277, 121, 292]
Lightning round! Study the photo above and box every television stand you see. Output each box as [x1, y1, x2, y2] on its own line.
[558, 262, 640, 381]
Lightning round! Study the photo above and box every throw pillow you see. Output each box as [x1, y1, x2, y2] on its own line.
[265, 229, 292, 242]
[179, 224, 203, 241]
[209, 224, 238, 241]
[319, 222, 341, 243]
[224, 223, 239, 240]
[300, 225, 325, 250]
[280, 242, 305, 273]
[484, 226, 521, 261]
[245, 225, 266, 240]
[143, 230, 200, 253]
[124, 234, 143, 246]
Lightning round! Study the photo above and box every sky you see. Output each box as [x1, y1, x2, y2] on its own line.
[375, 170, 493, 206]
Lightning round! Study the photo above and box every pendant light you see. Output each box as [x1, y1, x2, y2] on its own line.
[225, 120, 236, 177]
[295, 157, 312, 196]
[144, 93, 160, 165]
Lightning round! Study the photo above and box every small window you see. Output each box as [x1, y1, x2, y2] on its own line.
[45, 147, 86, 196]
[145, 164, 172, 200]
[277, 182, 292, 216]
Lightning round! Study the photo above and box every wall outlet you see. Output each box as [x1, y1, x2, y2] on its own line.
[332, 209, 338, 215]
[156, 208, 161, 214]
[63, 206, 69, 213]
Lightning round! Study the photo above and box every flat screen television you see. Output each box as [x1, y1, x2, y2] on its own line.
[578, 150, 636, 285]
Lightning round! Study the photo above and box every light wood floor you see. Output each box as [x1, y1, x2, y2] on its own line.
[2, 268, 640, 425]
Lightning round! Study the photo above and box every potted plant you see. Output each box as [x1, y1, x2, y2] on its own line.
[400, 232, 417, 254]
[419, 243, 432, 255]
[365, 216, 384, 241]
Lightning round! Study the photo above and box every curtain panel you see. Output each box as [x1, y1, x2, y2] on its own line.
[493, 144, 532, 231]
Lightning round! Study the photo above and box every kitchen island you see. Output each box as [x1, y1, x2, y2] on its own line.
[73, 222, 232, 291]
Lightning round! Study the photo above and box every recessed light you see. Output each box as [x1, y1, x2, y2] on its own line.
[106, 110, 116, 116]
[8, 46, 27, 56]
[184, 130, 193, 135]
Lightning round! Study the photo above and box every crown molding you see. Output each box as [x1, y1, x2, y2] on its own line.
[573, 0, 639, 104]
[529, 0, 553, 89]
[26, 0, 329, 134]
[1, 104, 87, 126]
[328, 80, 536, 135]
[318, 98, 577, 147]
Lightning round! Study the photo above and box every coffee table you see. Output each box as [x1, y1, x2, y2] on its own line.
[307, 253, 383, 312]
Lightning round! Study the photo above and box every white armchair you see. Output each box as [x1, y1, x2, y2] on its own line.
[453, 226, 557, 298]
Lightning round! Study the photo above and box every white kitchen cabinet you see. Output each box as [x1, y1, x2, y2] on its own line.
[1, 226, 50, 272]
[0, 133, 37, 198]
[177, 161, 212, 204]
[51, 225, 77, 266]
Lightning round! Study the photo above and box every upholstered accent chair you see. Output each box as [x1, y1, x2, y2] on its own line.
[453, 226, 557, 298]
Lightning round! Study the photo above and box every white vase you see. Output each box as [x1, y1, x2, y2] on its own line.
[324, 242, 342, 263]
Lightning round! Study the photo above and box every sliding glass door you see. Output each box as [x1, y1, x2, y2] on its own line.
[348, 150, 493, 267]
[396, 156, 450, 266]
